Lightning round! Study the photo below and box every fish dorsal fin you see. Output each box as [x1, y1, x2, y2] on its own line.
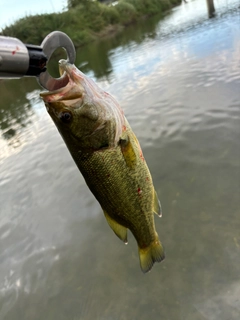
[153, 190, 162, 217]
[119, 135, 137, 169]
[103, 210, 128, 244]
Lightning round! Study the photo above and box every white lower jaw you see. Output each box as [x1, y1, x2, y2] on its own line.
[40, 78, 84, 104]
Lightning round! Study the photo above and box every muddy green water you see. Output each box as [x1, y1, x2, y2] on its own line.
[0, 1, 240, 319]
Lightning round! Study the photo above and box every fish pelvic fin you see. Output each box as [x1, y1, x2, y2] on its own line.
[139, 238, 165, 273]
[103, 210, 128, 244]
[153, 189, 162, 217]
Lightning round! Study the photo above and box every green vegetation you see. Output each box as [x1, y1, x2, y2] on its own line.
[1, 0, 181, 47]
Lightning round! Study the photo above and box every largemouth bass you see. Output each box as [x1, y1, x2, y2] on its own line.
[40, 60, 165, 273]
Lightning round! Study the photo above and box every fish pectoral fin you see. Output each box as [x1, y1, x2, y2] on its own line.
[153, 189, 162, 217]
[139, 237, 165, 273]
[119, 135, 137, 169]
[103, 210, 128, 244]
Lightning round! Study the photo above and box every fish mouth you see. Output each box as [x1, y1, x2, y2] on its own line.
[40, 59, 102, 105]
[40, 60, 84, 104]
[58, 59, 75, 78]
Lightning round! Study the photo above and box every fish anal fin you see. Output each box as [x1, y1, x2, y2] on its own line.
[103, 210, 128, 244]
[119, 135, 137, 169]
[139, 238, 165, 273]
[153, 190, 162, 217]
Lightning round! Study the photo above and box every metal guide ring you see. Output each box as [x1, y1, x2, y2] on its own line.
[38, 31, 76, 91]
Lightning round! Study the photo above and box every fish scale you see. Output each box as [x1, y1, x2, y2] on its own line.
[72, 121, 156, 245]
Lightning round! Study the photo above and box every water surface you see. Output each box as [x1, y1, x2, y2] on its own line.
[0, 0, 240, 319]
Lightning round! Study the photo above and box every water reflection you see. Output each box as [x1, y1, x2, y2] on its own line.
[0, 79, 42, 163]
[0, 79, 33, 141]
[206, 0, 216, 18]
[75, 12, 163, 80]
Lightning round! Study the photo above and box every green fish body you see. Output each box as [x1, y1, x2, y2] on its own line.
[40, 60, 165, 273]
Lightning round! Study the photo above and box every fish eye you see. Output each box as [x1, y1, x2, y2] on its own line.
[60, 111, 72, 123]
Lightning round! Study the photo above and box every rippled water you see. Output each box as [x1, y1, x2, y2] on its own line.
[0, 0, 240, 319]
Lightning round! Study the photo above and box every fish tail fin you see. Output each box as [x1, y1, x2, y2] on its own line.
[138, 238, 165, 273]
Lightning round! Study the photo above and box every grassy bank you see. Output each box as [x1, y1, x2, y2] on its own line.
[1, 0, 181, 47]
